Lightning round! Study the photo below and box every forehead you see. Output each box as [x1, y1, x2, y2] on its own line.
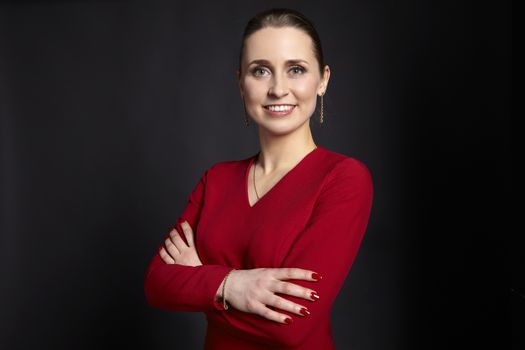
[243, 26, 316, 63]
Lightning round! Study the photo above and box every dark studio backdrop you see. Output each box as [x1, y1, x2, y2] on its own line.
[0, 1, 513, 349]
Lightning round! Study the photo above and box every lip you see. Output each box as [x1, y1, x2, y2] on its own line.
[263, 104, 296, 117]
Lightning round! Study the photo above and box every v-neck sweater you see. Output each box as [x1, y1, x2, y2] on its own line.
[144, 145, 374, 349]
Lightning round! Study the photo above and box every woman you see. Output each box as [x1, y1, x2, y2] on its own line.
[144, 8, 373, 349]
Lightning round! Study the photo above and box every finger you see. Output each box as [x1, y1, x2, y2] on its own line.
[159, 247, 175, 264]
[272, 280, 319, 302]
[267, 293, 310, 317]
[165, 237, 181, 256]
[180, 221, 195, 247]
[252, 301, 294, 324]
[170, 230, 189, 251]
[274, 268, 322, 282]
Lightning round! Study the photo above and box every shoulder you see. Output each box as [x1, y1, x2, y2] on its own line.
[318, 146, 372, 182]
[202, 153, 254, 178]
[317, 146, 373, 195]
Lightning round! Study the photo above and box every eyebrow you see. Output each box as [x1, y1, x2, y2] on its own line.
[248, 59, 309, 66]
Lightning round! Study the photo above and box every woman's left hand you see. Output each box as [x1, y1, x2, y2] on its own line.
[159, 220, 203, 267]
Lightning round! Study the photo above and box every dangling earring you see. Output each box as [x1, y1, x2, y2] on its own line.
[242, 98, 250, 127]
[319, 93, 324, 124]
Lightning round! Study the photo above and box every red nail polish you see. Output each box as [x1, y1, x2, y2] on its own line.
[312, 273, 322, 281]
[284, 317, 293, 324]
[299, 307, 310, 316]
[310, 292, 320, 300]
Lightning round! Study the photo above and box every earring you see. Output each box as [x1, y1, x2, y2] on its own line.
[319, 93, 324, 124]
[242, 99, 250, 127]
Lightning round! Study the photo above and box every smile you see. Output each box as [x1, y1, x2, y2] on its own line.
[263, 104, 296, 112]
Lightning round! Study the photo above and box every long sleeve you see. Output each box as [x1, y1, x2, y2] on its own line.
[144, 166, 234, 312]
[218, 158, 374, 348]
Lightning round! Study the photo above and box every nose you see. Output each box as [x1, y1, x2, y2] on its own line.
[268, 73, 289, 98]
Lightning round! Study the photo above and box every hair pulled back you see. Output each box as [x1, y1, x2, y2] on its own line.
[238, 8, 325, 75]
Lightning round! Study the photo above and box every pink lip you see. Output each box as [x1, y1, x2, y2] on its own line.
[263, 105, 296, 117]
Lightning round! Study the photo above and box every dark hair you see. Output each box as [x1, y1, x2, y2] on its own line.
[238, 8, 325, 75]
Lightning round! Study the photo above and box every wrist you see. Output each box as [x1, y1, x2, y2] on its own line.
[220, 269, 236, 310]
[215, 278, 226, 300]
[215, 269, 234, 299]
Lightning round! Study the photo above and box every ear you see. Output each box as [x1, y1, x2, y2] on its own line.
[319, 65, 331, 95]
[236, 69, 244, 98]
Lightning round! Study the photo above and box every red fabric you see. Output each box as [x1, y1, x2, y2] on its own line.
[144, 145, 374, 349]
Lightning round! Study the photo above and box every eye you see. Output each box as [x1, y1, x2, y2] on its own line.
[251, 66, 270, 77]
[289, 66, 306, 75]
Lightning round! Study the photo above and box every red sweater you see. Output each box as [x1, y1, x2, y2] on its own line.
[144, 145, 374, 349]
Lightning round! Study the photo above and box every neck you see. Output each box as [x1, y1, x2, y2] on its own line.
[255, 123, 317, 174]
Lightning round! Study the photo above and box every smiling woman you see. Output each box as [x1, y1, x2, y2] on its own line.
[238, 25, 330, 134]
[144, 8, 374, 350]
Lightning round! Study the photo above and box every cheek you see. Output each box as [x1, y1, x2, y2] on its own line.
[292, 78, 319, 101]
[243, 79, 267, 101]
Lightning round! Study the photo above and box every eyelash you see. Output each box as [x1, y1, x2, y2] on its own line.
[290, 66, 306, 75]
[251, 65, 306, 77]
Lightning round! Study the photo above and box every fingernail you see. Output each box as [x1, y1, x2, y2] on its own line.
[312, 273, 322, 281]
[299, 307, 310, 316]
[310, 292, 320, 301]
[284, 317, 293, 324]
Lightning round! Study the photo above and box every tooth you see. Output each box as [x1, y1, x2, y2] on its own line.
[268, 105, 293, 111]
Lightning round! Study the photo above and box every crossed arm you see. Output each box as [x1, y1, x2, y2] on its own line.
[144, 158, 373, 347]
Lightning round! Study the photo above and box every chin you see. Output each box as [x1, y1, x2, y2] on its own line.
[257, 119, 310, 136]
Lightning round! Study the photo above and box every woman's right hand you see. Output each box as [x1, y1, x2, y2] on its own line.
[222, 268, 321, 324]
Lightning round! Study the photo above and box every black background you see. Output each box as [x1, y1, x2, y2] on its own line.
[0, 1, 513, 349]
